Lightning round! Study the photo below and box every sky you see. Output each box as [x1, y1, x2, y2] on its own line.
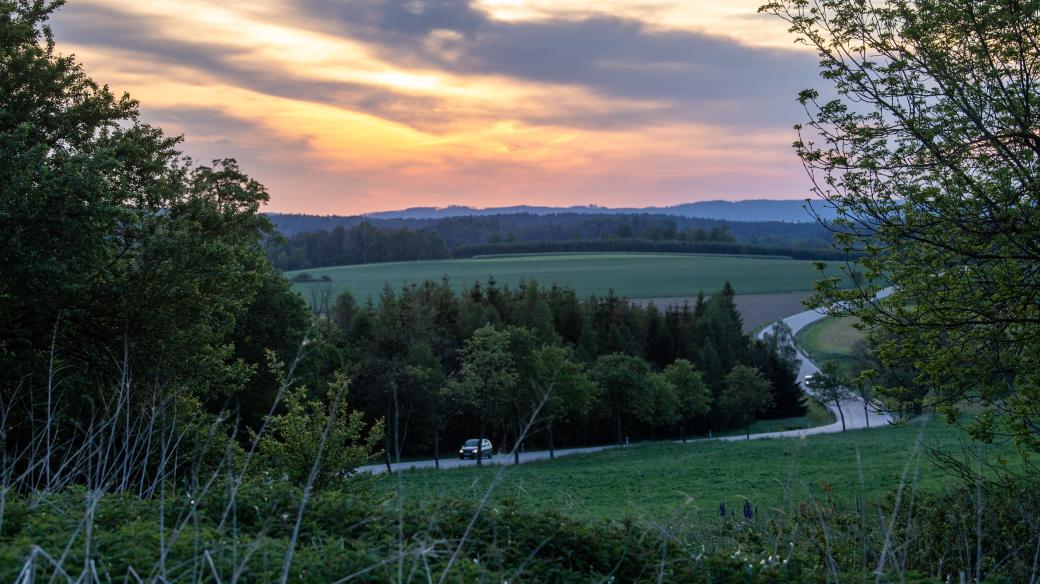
[51, 0, 822, 215]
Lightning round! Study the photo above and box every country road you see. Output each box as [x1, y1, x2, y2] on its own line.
[740, 306, 892, 441]
[358, 304, 890, 474]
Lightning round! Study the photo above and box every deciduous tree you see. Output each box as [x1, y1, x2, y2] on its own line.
[663, 359, 711, 441]
[809, 362, 851, 432]
[720, 365, 774, 440]
[762, 0, 1040, 454]
[442, 325, 517, 465]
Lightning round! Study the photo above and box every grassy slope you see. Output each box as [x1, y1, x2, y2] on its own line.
[381, 420, 1012, 524]
[288, 253, 847, 302]
[796, 315, 865, 374]
[713, 397, 834, 437]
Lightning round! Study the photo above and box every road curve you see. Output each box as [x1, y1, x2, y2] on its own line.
[730, 306, 892, 441]
[357, 306, 890, 474]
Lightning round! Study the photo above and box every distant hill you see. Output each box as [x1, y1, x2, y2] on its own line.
[363, 199, 837, 223]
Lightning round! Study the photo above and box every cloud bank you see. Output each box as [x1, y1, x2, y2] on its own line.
[51, 0, 821, 214]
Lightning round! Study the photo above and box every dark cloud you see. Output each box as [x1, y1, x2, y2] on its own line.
[50, 3, 453, 130]
[51, 1, 819, 131]
[297, 0, 820, 126]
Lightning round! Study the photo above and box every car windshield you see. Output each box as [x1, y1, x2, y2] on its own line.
[464, 439, 479, 446]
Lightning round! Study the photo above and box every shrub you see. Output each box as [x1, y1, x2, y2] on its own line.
[253, 374, 383, 488]
[2, 485, 816, 583]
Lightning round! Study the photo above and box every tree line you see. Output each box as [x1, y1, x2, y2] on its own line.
[298, 279, 806, 464]
[451, 238, 852, 261]
[268, 211, 835, 244]
[268, 221, 451, 269]
[266, 217, 849, 271]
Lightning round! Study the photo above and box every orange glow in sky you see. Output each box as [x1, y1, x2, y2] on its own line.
[52, 0, 821, 215]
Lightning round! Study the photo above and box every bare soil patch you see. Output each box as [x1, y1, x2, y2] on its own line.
[632, 291, 813, 333]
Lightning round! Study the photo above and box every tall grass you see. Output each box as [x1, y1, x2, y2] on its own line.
[3, 332, 1037, 582]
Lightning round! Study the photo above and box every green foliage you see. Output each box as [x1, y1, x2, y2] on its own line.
[808, 362, 852, 430]
[442, 325, 519, 456]
[720, 365, 775, 437]
[762, 0, 1040, 455]
[745, 475, 1040, 583]
[267, 220, 451, 270]
[531, 344, 598, 426]
[0, 2, 313, 486]
[664, 358, 712, 425]
[754, 319, 808, 419]
[254, 374, 382, 488]
[389, 420, 1018, 522]
[444, 325, 518, 413]
[0, 482, 817, 583]
[322, 275, 805, 454]
[590, 353, 653, 443]
[229, 264, 311, 429]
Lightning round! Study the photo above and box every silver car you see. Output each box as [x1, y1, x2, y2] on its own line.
[459, 438, 493, 460]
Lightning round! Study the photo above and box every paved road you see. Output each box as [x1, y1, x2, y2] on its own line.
[734, 306, 892, 441]
[357, 444, 616, 474]
[358, 303, 891, 474]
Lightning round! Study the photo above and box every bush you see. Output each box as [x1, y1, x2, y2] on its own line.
[253, 374, 383, 488]
[2, 484, 815, 583]
[731, 478, 1040, 583]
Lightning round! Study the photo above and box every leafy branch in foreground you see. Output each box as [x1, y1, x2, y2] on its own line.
[761, 0, 1040, 455]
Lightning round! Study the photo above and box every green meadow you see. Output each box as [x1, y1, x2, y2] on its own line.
[288, 253, 847, 302]
[797, 316, 866, 374]
[381, 419, 1013, 525]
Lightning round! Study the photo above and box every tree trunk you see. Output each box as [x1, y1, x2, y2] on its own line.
[746, 424, 751, 441]
[477, 413, 485, 467]
[547, 424, 555, 459]
[514, 423, 521, 465]
[384, 404, 393, 472]
[835, 400, 846, 432]
[864, 402, 870, 428]
[681, 421, 687, 443]
[616, 415, 623, 446]
[433, 428, 440, 469]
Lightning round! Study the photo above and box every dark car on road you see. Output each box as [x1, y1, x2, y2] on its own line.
[459, 438, 493, 460]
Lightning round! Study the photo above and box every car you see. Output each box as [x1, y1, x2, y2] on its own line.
[804, 374, 815, 386]
[459, 438, 493, 460]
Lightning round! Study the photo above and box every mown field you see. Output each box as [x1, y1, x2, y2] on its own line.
[288, 253, 847, 303]
[635, 290, 813, 332]
[796, 315, 866, 373]
[379, 420, 1014, 525]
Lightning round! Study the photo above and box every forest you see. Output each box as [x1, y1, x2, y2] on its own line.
[265, 213, 848, 270]
[300, 279, 805, 462]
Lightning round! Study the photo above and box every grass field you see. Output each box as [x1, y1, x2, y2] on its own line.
[381, 420, 1011, 525]
[796, 316, 866, 374]
[725, 397, 835, 434]
[289, 253, 847, 303]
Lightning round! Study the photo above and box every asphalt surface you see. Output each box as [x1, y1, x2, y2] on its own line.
[734, 306, 892, 441]
[357, 304, 891, 474]
[357, 444, 616, 474]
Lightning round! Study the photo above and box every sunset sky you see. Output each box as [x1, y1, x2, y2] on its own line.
[51, 0, 822, 215]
